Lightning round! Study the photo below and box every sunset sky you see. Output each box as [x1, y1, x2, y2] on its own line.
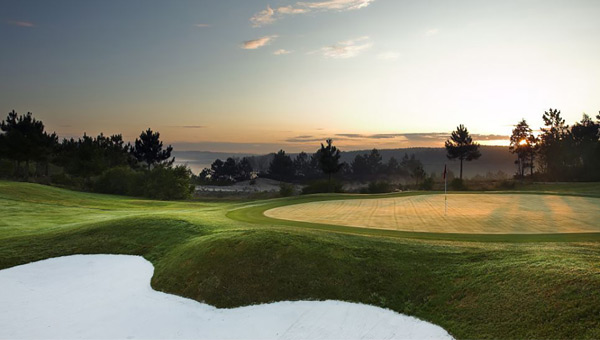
[2, 0, 599, 153]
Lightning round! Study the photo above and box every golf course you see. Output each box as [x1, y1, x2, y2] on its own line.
[1, 180, 600, 339]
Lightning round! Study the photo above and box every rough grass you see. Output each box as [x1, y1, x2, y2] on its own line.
[1, 180, 600, 339]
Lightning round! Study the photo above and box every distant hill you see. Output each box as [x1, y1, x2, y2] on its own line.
[174, 146, 516, 179]
[339, 146, 515, 178]
[173, 151, 254, 174]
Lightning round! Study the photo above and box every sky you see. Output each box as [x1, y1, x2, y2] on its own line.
[1, 0, 600, 153]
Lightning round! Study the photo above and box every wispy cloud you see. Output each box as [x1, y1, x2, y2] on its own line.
[174, 125, 206, 129]
[242, 35, 278, 50]
[333, 132, 507, 142]
[273, 49, 292, 55]
[194, 23, 211, 28]
[250, 5, 276, 27]
[250, 0, 375, 27]
[7, 20, 35, 27]
[297, 0, 375, 10]
[425, 28, 439, 36]
[377, 51, 400, 60]
[320, 36, 372, 59]
[276, 5, 310, 14]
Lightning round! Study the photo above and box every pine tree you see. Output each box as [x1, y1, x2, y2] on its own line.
[316, 139, 342, 190]
[445, 124, 481, 180]
[131, 128, 173, 170]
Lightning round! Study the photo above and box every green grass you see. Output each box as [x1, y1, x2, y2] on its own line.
[1, 180, 600, 339]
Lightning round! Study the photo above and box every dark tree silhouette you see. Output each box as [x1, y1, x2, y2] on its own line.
[351, 149, 383, 180]
[0, 110, 57, 177]
[132, 128, 173, 170]
[237, 157, 254, 181]
[400, 153, 425, 184]
[538, 109, 569, 179]
[316, 139, 342, 188]
[268, 150, 295, 181]
[351, 154, 369, 179]
[509, 119, 535, 177]
[293, 152, 320, 179]
[570, 114, 600, 180]
[445, 124, 481, 180]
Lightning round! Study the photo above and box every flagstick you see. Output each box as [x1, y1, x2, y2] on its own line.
[444, 166, 447, 216]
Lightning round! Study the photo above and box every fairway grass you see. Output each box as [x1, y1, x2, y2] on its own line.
[265, 194, 600, 234]
[1, 180, 600, 339]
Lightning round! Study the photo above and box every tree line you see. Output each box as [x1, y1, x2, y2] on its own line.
[509, 109, 600, 181]
[200, 139, 435, 192]
[0, 110, 193, 199]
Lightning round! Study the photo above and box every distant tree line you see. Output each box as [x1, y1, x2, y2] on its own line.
[200, 138, 432, 192]
[0, 110, 193, 199]
[509, 109, 600, 181]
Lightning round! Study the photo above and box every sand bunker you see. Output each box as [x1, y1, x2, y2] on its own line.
[265, 194, 600, 234]
[0, 255, 453, 340]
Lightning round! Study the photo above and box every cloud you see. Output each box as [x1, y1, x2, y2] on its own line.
[377, 51, 400, 60]
[297, 0, 375, 10]
[425, 28, 439, 36]
[250, 5, 276, 27]
[7, 20, 35, 27]
[273, 49, 292, 55]
[250, 0, 375, 27]
[174, 125, 206, 129]
[194, 24, 211, 28]
[326, 132, 509, 143]
[276, 5, 309, 14]
[320, 36, 372, 58]
[285, 135, 324, 143]
[242, 35, 278, 50]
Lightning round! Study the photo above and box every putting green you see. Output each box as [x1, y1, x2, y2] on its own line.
[264, 194, 600, 234]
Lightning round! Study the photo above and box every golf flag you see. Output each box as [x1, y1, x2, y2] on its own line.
[443, 164, 447, 215]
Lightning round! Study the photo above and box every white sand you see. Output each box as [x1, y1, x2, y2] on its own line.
[0, 255, 453, 340]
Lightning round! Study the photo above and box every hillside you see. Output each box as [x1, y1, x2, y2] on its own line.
[175, 146, 516, 178]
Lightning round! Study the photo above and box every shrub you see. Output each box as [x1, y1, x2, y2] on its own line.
[92, 165, 194, 200]
[141, 165, 195, 200]
[419, 177, 434, 190]
[301, 180, 344, 194]
[50, 172, 84, 189]
[361, 181, 393, 194]
[94, 166, 140, 196]
[450, 178, 467, 191]
[279, 183, 295, 197]
[0, 159, 15, 178]
[497, 180, 516, 190]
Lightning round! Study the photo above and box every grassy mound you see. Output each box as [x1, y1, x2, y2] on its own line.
[1, 180, 600, 339]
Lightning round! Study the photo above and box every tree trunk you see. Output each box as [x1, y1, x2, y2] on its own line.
[530, 154, 534, 177]
[328, 173, 332, 192]
[460, 158, 463, 180]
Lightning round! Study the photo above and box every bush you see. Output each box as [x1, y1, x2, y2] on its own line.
[92, 165, 194, 200]
[94, 166, 140, 196]
[361, 181, 394, 194]
[450, 178, 467, 191]
[301, 180, 344, 194]
[279, 183, 295, 197]
[419, 177, 434, 190]
[141, 165, 195, 200]
[496, 180, 516, 190]
[50, 172, 84, 188]
[0, 159, 15, 178]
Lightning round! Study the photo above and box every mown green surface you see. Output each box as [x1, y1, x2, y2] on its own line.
[1, 180, 600, 339]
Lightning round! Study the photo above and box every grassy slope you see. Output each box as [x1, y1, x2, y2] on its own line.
[1, 180, 600, 339]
